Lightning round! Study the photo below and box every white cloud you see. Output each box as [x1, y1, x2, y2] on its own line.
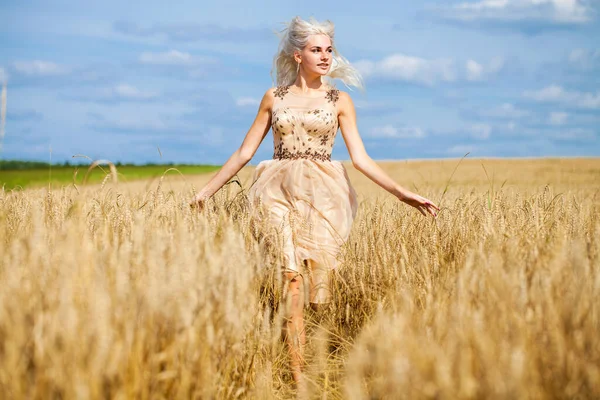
[435, 0, 593, 23]
[87, 111, 226, 148]
[236, 97, 260, 107]
[548, 0, 592, 22]
[552, 128, 596, 140]
[523, 85, 600, 109]
[549, 111, 568, 125]
[469, 123, 492, 139]
[89, 112, 194, 134]
[115, 21, 271, 43]
[0, 67, 7, 83]
[139, 50, 217, 66]
[352, 100, 404, 117]
[481, 103, 530, 118]
[454, 0, 511, 11]
[525, 85, 564, 100]
[355, 54, 456, 86]
[466, 60, 484, 81]
[356, 53, 503, 85]
[466, 56, 504, 81]
[95, 117, 169, 132]
[112, 84, 158, 100]
[72, 84, 159, 102]
[568, 48, 600, 69]
[13, 60, 70, 76]
[369, 124, 426, 138]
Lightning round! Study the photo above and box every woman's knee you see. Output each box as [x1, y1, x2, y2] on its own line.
[283, 271, 304, 319]
[284, 271, 304, 301]
[284, 271, 303, 289]
[285, 270, 301, 281]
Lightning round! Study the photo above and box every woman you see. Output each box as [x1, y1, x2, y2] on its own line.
[190, 16, 439, 384]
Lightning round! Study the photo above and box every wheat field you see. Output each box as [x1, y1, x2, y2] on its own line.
[0, 157, 599, 399]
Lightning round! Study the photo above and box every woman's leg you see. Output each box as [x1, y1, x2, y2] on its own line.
[283, 270, 305, 384]
[307, 259, 332, 310]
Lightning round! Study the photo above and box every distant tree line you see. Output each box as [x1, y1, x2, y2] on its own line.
[0, 160, 67, 170]
[0, 160, 215, 170]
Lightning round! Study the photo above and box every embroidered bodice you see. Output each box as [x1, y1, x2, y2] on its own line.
[271, 84, 341, 162]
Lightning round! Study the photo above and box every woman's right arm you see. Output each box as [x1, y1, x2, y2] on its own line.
[190, 88, 275, 207]
[337, 91, 439, 218]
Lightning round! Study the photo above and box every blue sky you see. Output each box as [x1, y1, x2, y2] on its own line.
[1, 0, 599, 164]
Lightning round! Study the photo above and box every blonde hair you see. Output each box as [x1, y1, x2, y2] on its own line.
[271, 16, 365, 91]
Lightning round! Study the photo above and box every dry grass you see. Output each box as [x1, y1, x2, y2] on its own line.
[0, 157, 599, 399]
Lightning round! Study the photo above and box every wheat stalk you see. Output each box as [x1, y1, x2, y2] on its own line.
[0, 158, 597, 398]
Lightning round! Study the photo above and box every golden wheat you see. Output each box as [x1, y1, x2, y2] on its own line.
[0, 157, 598, 399]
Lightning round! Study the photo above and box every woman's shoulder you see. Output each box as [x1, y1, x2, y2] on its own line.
[328, 86, 354, 108]
[264, 87, 278, 98]
[254, 87, 277, 110]
[263, 85, 293, 102]
[329, 88, 357, 117]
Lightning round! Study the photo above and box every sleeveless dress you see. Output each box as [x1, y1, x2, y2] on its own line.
[247, 84, 359, 304]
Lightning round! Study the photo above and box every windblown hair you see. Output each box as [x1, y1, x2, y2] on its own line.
[271, 16, 364, 91]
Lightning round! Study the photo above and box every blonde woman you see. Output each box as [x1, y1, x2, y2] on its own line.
[190, 16, 439, 384]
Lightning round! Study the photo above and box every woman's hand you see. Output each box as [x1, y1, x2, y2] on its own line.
[189, 194, 208, 211]
[398, 191, 440, 218]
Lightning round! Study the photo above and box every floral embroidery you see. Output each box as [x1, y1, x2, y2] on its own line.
[270, 99, 338, 162]
[273, 142, 331, 161]
[326, 88, 340, 104]
[274, 85, 290, 100]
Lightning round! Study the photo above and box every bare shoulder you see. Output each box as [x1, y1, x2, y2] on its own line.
[264, 87, 276, 98]
[258, 87, 276, 110]
[263, 87, 276, 101]
[337, 90, 353, 103]
[335, 90, 355, 116]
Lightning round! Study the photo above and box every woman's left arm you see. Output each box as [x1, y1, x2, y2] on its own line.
[337, 92, 439, 217]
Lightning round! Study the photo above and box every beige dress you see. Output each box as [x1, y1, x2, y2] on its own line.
[248, 84, 358, 304]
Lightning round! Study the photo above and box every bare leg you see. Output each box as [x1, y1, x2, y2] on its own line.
[283, 271, 305, 385]
[307, 259, 332, 306]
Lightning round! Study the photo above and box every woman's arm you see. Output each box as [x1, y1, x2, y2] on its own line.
[337, 92, 439, 217]
[190, 88, 274, 207]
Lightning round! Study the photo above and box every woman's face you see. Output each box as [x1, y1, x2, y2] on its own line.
[296, 34, 333, 77]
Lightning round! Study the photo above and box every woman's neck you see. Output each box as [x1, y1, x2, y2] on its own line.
[292, 74, 327, 93]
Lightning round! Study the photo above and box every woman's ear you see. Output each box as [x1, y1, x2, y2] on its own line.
[293, 50, 301, 64]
